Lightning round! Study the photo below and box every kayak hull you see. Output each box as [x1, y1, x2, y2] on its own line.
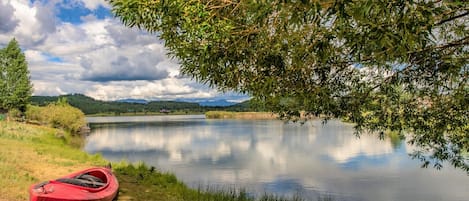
[29, 167, 119, 201]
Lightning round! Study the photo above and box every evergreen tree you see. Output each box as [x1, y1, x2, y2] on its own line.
[0, 38, 33, 112]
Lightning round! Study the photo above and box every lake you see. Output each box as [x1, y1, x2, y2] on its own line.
[84, 115, 468, 201]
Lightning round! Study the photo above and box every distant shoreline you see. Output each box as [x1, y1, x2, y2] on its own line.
[86, 111, 328, 121]
[86, 111, 204, 117]
[87, 111, 279, 120]
[205, 111, 278, 120]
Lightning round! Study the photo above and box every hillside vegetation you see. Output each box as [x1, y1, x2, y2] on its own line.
[31, 94, 253, 115]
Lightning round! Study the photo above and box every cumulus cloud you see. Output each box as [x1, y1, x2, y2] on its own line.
[58, 0, 109, 11]
[33, 1, 56, 34]
[81, 0, 109, 10]
[103, 22, 162, 48]
[2, 0, 58, 46]
[38, 22, 92, 56]
[105, 23, 140, 45]
[0, 1, 19, 33]
[0, 0, 248, 102]
[85, 79, 218, 101]
[81, 55, 169, 82]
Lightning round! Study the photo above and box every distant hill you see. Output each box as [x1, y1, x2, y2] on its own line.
[198, 99, 236, 106]
[116, 99, 148, 104]
[31, 94, 253, 115]
[117, 98, 239, 107]
[175, 98, 239, 107]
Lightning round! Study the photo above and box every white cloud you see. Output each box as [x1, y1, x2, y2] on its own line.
[80, 18, 114, 47]
[4, 0, 57, 46]
[0, 1, 19, 33]
[33, 81, 67, 95]
[85, 78, 218, 101]
[81, 0, 109, 10]
[0, 0, 247, 102]
[24, 50, 46, 62]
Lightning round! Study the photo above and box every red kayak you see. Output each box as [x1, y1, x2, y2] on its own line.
[29, 167, 119, 201]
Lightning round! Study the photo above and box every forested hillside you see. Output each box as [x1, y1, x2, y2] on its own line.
[31, 94, 252, 115]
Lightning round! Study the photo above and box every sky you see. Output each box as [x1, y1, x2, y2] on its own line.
[0, 0, 248, 102]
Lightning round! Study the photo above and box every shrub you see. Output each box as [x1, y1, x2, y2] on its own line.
[7, 108, 22, 121]
[26, 102, 86, 133]
[45, 104, 86, 133]
[25, 105, 44, 123]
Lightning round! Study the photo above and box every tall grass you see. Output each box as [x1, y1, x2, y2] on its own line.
[206, 111, 278, 120]
[113, 163, 334, 201]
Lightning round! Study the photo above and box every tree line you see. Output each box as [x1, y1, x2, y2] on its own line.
[31, 94, 253, 115]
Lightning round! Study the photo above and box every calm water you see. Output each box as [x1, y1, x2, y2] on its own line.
[84, 115, 468, 201]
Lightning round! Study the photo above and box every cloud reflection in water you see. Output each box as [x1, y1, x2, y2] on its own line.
[84, 116, 469, 201]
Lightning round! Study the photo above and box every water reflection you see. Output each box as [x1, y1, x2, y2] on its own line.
[85, 115, 468, 201]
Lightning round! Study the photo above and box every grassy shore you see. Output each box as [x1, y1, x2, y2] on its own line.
[0, 121, 318, 201]
[205, 111, 278, 120]
[0, 121, 106, 201]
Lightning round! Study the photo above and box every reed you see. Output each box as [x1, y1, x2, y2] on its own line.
[205, 111, 278, 120]
[112, 162, 314, 201]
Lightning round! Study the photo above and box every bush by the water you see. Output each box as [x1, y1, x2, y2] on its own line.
[25, 99, 85, 133]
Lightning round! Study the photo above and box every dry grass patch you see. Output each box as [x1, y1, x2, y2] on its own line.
[206, 111, 278, 120]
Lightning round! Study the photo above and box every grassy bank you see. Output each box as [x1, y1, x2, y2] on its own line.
[1, 121, 318, 201]
[206, 111, 278, 120]
[0, 121, 106, 201]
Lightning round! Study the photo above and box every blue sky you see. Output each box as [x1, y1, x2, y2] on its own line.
[0, 0, 248, 102]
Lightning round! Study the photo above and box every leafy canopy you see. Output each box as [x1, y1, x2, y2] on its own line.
[109, 0, 468, 172]
[0, 38, 33, 113]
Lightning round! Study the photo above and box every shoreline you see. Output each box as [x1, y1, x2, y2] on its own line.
[205, 111, 279, 120]
[86, 111, 281, 120]
[86, 111, 204, 117]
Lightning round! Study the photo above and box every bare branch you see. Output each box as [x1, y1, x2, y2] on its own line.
[436, 11, 469, 26]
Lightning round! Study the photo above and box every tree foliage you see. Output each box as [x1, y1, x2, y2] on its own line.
[31, 94, 253, 115]
[109, 0, 468, 172]
[0, 38, 33, 113]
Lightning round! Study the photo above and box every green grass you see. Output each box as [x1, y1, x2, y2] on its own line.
[113, 162, 252, 201]
[112, 162, 313, 201]
[0, 121, 106, 200]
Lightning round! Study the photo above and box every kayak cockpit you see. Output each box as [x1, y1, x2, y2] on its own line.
[29, 167, 119, 201]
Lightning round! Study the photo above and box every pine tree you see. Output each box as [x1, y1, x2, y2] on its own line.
[0, 38, 33, 113]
